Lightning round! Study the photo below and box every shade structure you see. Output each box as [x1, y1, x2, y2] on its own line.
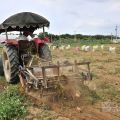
[0, 12, 50, 33]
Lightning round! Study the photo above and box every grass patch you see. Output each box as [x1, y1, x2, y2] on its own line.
[109, 67, 120, 74]
[91, 72, 99, 79]
[114, 67, 120, 74]
[96, 84, 120, 102]
[0, 86, 26, 120]
[0, 76, 6, 83]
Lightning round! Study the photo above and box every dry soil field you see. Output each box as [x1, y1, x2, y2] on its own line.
[0, 44, 120, 120]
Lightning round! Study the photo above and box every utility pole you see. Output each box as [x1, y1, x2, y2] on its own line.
[115, 25, 118, 40]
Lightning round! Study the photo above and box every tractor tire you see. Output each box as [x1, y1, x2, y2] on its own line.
[38, 44, 52, 61]
[2, 45, 19, 84]
[0, 55, 4, 76]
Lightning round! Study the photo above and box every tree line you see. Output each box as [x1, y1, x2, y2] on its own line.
[45, 33, 116, 42]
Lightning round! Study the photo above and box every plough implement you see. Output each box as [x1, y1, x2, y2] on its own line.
[18, 57, 92, 96]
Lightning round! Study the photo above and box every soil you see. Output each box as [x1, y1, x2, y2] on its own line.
[0, 44, 120, 120]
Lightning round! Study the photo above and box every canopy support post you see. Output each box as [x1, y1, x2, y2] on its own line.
[43, 25, 45, 37]
[5, 29, 8, 40]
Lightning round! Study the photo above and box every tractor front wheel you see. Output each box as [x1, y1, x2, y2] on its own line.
[2, 45, 19, 84]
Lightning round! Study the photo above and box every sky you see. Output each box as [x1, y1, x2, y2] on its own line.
[0, 0, 120, 35]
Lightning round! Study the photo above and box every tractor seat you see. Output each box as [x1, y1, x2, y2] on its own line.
[18, 40, 36, 54]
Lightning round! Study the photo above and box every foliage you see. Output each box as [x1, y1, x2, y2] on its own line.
[44, 33, 115, 44]
[36, 32, 115, 45]
[38, 32, 48, 39]
[0, 86, 26, 120]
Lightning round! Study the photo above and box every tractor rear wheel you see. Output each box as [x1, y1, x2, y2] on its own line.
[2, 45, 19, 84]
[38, 44, 52, 61]
[0, 56, 4, 76]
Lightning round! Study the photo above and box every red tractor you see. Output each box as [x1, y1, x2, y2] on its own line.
[0, 12, 92, 93]
[0, 12, 52, 84]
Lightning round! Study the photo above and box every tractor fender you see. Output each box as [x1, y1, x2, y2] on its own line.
[1, 39, 18, 46]
[33, 37, 49, 48]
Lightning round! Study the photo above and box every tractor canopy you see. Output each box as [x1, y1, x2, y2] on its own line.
[0, 12, 50, 33]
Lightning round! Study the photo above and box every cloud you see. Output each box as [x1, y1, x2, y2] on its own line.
[34, 0, 64, 6]
[76, 19, 111, 29]
[67, 11, 80, 18]
[0, 0, 120, 35]
[108, 2, 120, 11]
[84, 0, 116, 3]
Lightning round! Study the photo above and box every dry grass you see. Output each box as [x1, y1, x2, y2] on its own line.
[51, 44, 120, 100]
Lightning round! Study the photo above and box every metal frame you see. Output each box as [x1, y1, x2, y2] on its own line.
[18, 60, 92, 95]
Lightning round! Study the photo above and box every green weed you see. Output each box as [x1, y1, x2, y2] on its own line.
[0, 86, 26, 120]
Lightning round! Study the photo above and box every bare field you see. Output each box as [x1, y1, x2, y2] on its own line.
[42, 44, 120, 120]
[0, 44, 120, 120]
[52, 44, 120, 88]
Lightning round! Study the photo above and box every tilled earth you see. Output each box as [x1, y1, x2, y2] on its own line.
[0, 44, 120, 120]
